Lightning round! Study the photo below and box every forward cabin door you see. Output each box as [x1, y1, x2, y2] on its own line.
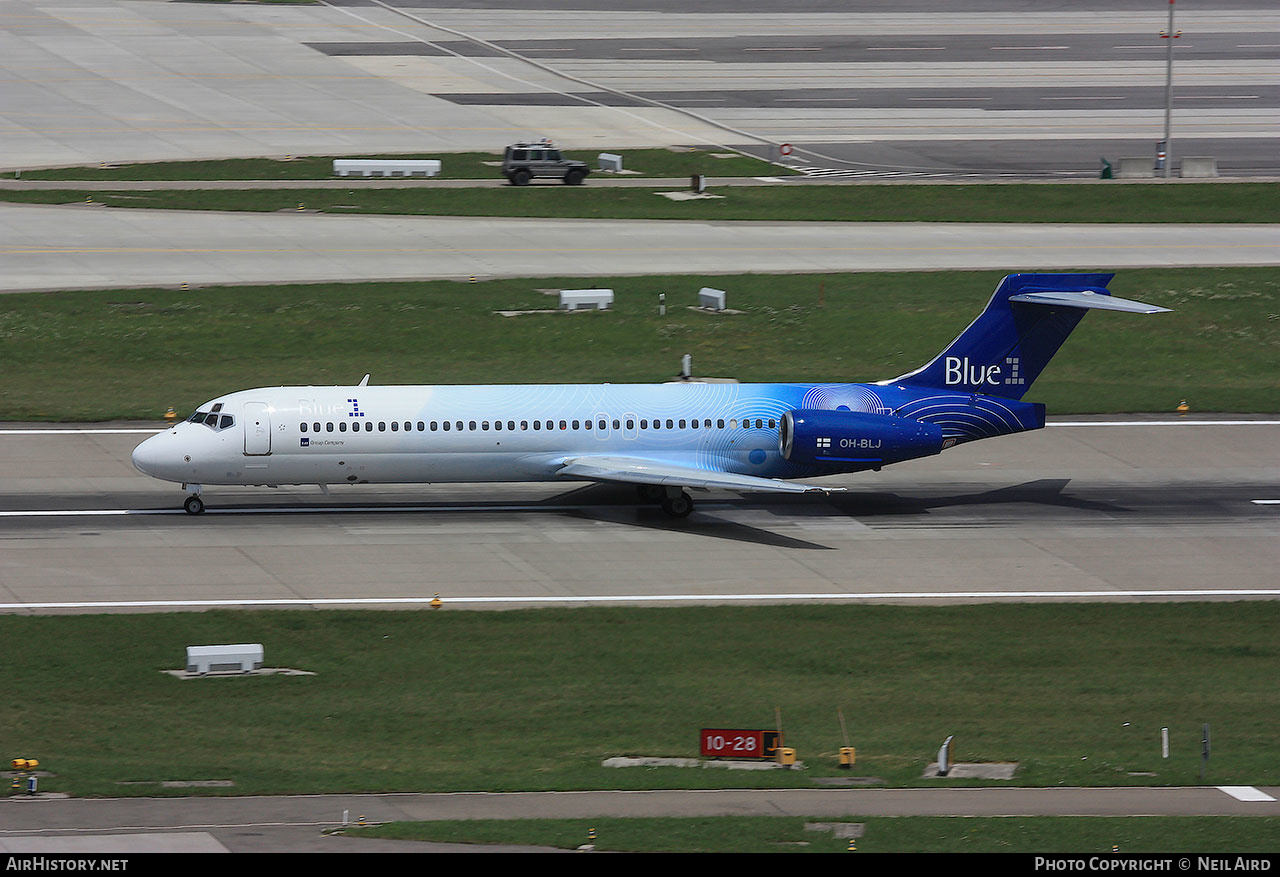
[243, 402, 272, 455]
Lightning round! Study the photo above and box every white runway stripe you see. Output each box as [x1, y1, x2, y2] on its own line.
[0, 505, 595, 517]
[1218, 787, 1278, 802]
[2, 590, 1278, 611]
[0, 509, 175, 517]
[0, 429, 164, 435]
[1048, 421, 1280, 427]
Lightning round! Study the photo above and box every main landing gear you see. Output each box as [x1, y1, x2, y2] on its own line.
[636, 484, 694, 518]
[182, 484, 204, 515]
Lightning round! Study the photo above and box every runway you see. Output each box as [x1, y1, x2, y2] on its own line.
[2, 786, 1277, 853]
[1, 418, 1276, 614]
[2, 204, 1277, 292]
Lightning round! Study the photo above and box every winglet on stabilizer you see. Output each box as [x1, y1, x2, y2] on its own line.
[1008, 289, 1171, 314]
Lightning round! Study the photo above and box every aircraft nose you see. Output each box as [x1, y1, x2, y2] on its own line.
[131, 433, 169, 477]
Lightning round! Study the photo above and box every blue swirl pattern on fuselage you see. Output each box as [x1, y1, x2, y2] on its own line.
[318, 380, 1039, 480]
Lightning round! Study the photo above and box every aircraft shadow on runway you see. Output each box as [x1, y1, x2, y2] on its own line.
[540, 483, 830, 549]
[85, 479, 1131, 553]
[543, 478, 1128, 549]
[815, 478, 1128, 518]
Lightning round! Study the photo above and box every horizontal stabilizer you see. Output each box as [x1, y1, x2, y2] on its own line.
[557, 455, 843, 495]
[1008, 290, 1171, 314]
[891, 273, 1171, 399]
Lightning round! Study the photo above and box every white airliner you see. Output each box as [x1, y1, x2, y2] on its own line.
[131, 273, 1167, 516]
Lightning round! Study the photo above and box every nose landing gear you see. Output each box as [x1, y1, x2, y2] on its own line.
[181, 484, 205, 515]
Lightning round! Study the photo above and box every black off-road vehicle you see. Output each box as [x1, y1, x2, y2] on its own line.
[501, 141, 590, 186]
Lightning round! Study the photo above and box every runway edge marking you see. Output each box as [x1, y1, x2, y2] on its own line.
[3, 590, 1280, 611]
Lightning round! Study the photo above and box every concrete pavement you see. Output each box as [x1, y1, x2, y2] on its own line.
[1, 203, 1276, 292]
[3, 786, 1277, 852]
[2, 419, 1277, 612]
[3, 1, 1276, 175]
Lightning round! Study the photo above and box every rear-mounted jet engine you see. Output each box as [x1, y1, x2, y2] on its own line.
[780, 410, 944, 470]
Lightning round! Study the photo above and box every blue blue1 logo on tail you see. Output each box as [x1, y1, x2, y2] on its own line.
[943, 356, 1022, 388]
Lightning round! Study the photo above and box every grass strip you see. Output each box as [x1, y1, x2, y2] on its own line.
[1, 149, 786, 181]
[0, 268, 1275, 421]
[2, 181, 1277, 224]
[1, 603, 1278, 798]
[1, 182, 1274, 223]
[355, 815, 1280, 853]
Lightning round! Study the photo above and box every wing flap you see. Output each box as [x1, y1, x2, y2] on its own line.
[556, 455, 842, 495]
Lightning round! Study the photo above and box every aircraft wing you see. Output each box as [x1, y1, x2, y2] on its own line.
[555, 455, 844, 495]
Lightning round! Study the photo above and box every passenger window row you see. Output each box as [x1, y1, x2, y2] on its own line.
[298, 417, 777, 434]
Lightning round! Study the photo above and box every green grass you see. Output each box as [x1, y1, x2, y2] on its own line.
[0, 268, 1276, 421]
[1, 603, 1278, 798]
[1, 148, 786, 181]
[2, 182, 1276, 223]
[355, 816, 1280, 853]
[2, 182, 1274, 222]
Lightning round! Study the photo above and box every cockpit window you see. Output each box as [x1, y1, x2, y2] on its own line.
[188, 408, 235, 431]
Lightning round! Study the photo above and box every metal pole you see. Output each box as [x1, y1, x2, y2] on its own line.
[1163, 0, 1176, 178]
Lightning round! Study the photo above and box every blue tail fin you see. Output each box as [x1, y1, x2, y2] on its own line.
[891, 273, 1167, 400]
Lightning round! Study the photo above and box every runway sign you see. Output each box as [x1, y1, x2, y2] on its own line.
[700, 728, 782, 759]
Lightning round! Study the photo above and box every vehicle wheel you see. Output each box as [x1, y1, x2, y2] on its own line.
[511, 169, 532, 186]
[564, 169, 585, 186]
[636, 484, 664, 504]
[660, 491, 694, 518]
[183, 495, 205, 515]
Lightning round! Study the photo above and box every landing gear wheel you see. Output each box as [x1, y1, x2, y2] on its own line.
[183, 495, 205, 515]
[660, 491, 694, 518]
[636, 484, 665, 504]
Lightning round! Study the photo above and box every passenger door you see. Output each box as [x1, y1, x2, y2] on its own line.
[243, 402, 271, 455]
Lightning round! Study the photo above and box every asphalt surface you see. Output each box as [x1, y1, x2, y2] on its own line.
[2, 786, 1278, 853]
[2, 204, 1276, 293]
[3, 0, 1276, 175]
[306, 33, 1280, 64]
[2, 418, 1277, 612]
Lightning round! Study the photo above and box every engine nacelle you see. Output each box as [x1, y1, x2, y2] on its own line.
[780, 409, 944, 468]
